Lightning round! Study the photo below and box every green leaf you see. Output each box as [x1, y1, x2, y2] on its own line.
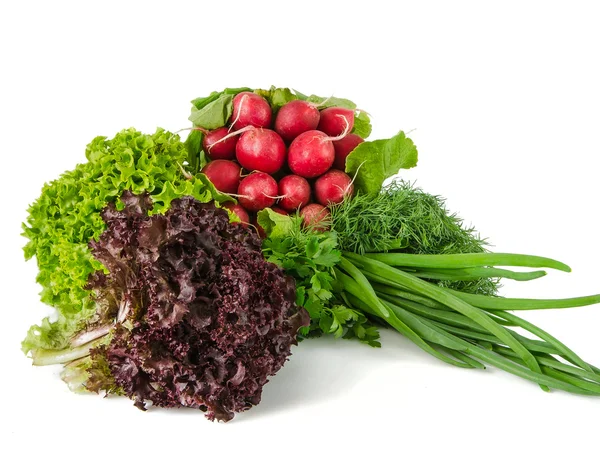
[191, 87, 250, 110]
[191, 91, 222, 111]
[318, 232, 339, 253]
[345, 131, 418, 195]
[256, 208, 294, 239]
[268, 87, 298, 112]
[295, 286, 306, 307]
[319, 313, 334, 333]
[310, 274, 322, 292]
[188, 94, 234, 129]
[333, 324, 344, 338]
[331, 305, 357, 322]
[184, 129, 205, 173]
[313, 251, 341, 267]
[316, 289, 333, 301]
[305, 237, 320, 259]
[295, 264, 313, 278]
[251, 86, 299, 114]
[306, 95, 357, 109]
[314, 271, 333, 291]
[195, 173, 235, 204]
[304, 291, 325, 318]
[281, 258, 296, 270]
[352, 111, 372, 139]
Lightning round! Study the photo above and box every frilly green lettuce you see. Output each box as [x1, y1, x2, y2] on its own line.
[22, 127, 226, 357]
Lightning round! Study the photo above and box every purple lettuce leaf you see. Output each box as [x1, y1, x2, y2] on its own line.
[86, 192, 308, 421]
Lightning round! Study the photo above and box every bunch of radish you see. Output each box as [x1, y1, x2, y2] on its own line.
[198, 92, 364, 233]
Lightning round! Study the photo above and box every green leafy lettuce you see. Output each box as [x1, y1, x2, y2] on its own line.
[345, 130, 418, 195]
[22, 128, 227, 355]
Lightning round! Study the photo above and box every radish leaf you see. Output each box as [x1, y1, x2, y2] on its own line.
[346, 130, 418, 195]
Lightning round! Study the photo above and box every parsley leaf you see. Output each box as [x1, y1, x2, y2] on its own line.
[260, 211, 380, 347]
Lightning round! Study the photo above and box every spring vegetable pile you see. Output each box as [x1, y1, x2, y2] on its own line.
[22, 86, 600, 421]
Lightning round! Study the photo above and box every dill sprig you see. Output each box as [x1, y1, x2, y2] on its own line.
[330, 180, 499, 295]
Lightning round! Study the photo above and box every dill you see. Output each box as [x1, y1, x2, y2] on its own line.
[330, 180, 499, 295]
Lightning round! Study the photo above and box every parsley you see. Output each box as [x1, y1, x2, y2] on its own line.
[260, 209, 380, 347]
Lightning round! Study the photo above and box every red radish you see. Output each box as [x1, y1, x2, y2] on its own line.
[222, 202, 250, 224]
[201, 160, 241, 194]
[333, 133, 364, 170]
[271, 206, 288, 215]
[288, 127, 350, 178]
[300, 203, 331, 231]
[314, 169, 354, 206]
[236, 128, 286, 174]
[230, 92, 272, 130]
[317, 107, 355, 136]
[202, 127, 239, 160]
[278, 175, 311, 212]
[274, 100, 320, 142]
[237, 172, 278, 212]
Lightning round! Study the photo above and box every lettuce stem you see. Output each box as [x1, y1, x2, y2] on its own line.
[32, 337, 108, 366]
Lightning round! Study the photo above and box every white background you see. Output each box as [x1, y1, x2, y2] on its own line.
[1, 1, 599, 455]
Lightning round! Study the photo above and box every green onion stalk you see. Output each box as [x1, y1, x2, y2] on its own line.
[336, 251, 600, 395]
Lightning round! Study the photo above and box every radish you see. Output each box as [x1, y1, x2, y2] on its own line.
[202, 127, 239, 160]
[317, 107, 355, 136]
[299, 203, 330, 231]
[201, 160, 241, 194]
[236, 128, 286, 174]
[314, 169, 354, 206]
[333, 133, 364, 170]
[230, 92, 272, 130]
[271, 206, 288, 215]
[278, 175, 311, 212]
[274, 100, 320, 142]
[237, 172, 278, 212]
[222, 202, 250, 224]
[287, 123, 351, 178]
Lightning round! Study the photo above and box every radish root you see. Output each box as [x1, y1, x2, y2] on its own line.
[177, 162, 194, 180]
[174, 126, 209, 135]
[208, 125, 254, 152]
[310, 95, 333, 109]
[228, 93, 248, 132]
[326, 115, 352, 142]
